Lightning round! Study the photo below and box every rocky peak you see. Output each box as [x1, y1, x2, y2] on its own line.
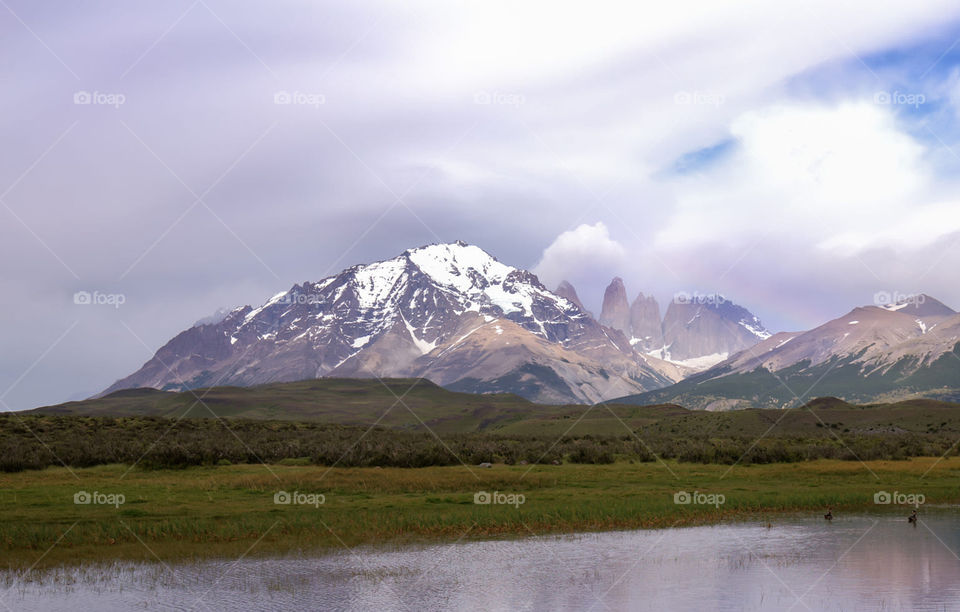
[554, 280, 587, 313]
[660, 294, 770, 363]
[629, 292, 663, 352]
[599, 277, 631, 334]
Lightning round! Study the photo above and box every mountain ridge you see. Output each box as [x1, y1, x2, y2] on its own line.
[103, 242, 679, 404]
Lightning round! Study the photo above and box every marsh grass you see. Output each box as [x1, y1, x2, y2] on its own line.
[1, 458, 958, 570]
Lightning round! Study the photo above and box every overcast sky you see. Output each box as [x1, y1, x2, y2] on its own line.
[3, 0, 960, 410]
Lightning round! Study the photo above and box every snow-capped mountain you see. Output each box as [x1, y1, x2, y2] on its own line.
[618, 294, 960, 410]
[103, 242, 680, 404]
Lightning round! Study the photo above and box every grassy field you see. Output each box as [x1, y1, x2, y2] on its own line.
[1, 458, 957, 571]
[9, 380, 960, 571]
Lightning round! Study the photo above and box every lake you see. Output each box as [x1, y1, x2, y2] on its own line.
[3, 510, 959, 611]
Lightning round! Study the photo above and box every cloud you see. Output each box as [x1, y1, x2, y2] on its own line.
[5, 1, 960, 408]
[533, 222, 626, 289]
[656, 102, 960, 253]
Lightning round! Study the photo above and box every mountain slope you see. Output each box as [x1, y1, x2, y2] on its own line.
[104, 242, 678, 404]
[618, 295, 960, 410]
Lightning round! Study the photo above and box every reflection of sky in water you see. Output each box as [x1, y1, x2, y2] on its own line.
[3, 512, 959, 611]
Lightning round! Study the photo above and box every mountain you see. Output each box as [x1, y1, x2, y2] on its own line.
[103, 242, 680, 404]
[554, 280, 587, 313]
[629, 293, 663, 353]
[594, 279, 768, 371]
[655, 294, 772, 368]
[618, 294, 960, 410]
[599, 277, 631, 333]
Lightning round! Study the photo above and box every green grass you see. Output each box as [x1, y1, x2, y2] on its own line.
[2, 458, 958, 570]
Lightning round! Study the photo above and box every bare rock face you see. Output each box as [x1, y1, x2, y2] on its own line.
[659, 294, 770, 364]
[554, 280, 587, 313]
[599, 277, 631, 335]
[629, 293, 663, 352]
[102, 242, 676, 404]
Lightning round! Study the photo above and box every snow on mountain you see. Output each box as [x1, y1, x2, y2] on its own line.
[102, 242, 677, 404]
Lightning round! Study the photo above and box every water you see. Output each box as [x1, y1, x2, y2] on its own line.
[3, 511, 959, 611]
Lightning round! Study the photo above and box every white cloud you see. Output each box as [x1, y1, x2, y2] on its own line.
[534, 222, 627, 289]
[656, 102, 960, 253]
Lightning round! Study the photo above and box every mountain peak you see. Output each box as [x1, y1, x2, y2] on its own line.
[660, 294, 770, 363]
[877, 294, 956, 318]
[554, 280, 586, 312]
[630, 292, 663, 352]
[600, 277, 630, 334]
[404, 242, 514, 292]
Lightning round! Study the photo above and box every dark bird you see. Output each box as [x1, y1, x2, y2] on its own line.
[908, 509, 918, 524]
[824, 508, 833, 521]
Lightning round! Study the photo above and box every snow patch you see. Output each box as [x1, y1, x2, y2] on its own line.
[739, 320, 772, 339]
[351, 335, 372, 348]
[401, 315, 439, 355]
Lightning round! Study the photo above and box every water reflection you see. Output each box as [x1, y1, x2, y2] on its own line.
[3, 511, 959, 611]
